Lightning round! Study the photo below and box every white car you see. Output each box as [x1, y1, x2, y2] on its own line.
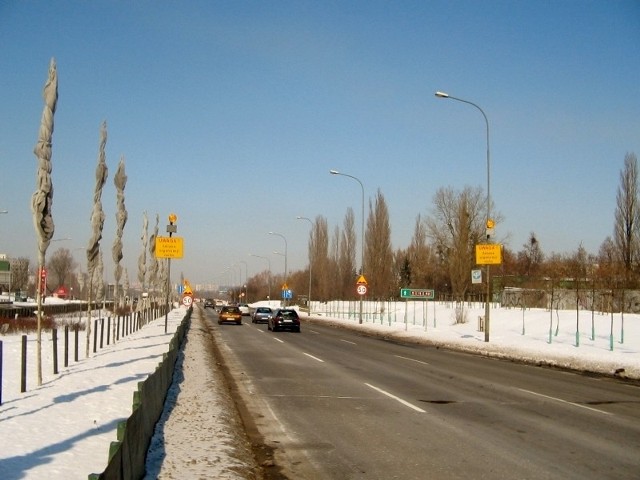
[238, 303, 251, 316]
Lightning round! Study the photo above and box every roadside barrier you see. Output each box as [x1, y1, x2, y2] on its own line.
[88, 306, 192, 480]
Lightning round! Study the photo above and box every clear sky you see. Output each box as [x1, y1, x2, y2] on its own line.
[0, 1, 638, 287]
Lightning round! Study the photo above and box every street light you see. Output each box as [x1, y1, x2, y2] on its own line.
[268, 232, 288, 282]
[297, 216, 313, 316]
[435, 90, 492, 342]
[250, 253, 271, 301]
[330, 169, 365, 324]
[239, 260, 248, 302]
[231, 263, 242, 302]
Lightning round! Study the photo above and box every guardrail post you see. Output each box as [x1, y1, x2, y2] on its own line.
[52, 328, 58, 375]
[20, 335, 27, 392]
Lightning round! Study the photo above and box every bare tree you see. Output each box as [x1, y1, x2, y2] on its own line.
[112, 156, 128, 308]
[407, 215, 435, 288]
[328, 224, 340, 299]
[517, 232, 544, 277]
[46, 248, 77, 290]
[427, 186, 485, 301]
[138, 211, 148, 292]
[86, 121, 108, 357]
[365, 189, 393, 298]
[148, 213, 160, 293]
[309, 216, 329, 300]
[337, 208, 357, 299]
[542, 252, 567, 340]
[614, 152, 639, 272]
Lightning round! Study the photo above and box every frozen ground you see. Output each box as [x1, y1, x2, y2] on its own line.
[0, 297, 638, 478]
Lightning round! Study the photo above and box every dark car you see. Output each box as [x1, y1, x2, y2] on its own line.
[204, 299, 215, 308]
[268, 308, 301, 332]
[252, 306, 273, 324]
[218, 305, 242, 325]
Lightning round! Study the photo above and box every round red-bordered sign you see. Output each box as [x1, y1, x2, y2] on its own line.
[182, 295, 193, 307]
[356, 284, 367, 296]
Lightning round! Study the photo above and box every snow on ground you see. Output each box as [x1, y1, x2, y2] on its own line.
[0, 298, 639, 479]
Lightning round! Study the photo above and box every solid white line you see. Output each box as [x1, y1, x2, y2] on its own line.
[365, 383, 426, 413]
[303, 352, 325, 363]
[517, 388, 613, 416]
[340, 339, 357, 345]
[273, 337, 284, 344]
[395, 355, 429, 365]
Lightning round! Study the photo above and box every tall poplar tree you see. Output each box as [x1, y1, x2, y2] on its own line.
[614, 152, 639, 273]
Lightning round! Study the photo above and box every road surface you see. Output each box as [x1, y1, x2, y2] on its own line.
[206, 310, 640, 479]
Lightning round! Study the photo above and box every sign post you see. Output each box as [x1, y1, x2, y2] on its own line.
[475, 241, 503, 342]
[356, 275, 367, 323]
[400, 289, 435, 332]
[156, 214, 180, 333]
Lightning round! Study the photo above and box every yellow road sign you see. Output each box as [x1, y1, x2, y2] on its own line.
[155, 236, 184, 259]
[356, 275, 368, 285]
[475, 244, 502, 265]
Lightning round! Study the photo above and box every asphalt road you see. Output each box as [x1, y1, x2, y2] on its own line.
[205, 310, 640, 480]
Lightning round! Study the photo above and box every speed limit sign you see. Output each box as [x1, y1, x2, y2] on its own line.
[357, 284, 367, 296]
[182, 295, 193, 307]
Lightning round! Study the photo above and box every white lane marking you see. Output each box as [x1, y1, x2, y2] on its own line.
[518, 388, 613, 416]
[303, 352, 325, 363]
[266, 394, 362, 399]
[307, 329, 321, 335]
[365, 383, 426, 413]
[395, 355, 429, 365]
[340, 339, 357, 345]
[273, 337, 285, 344]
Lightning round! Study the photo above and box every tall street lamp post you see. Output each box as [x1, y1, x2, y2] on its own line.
[250, 253, 271, 301]
[296, 216, 313, 316]
[435, 90, 492, 342]
[330, 169, 365, 324]
[165, 214, 177, 333]
[239, 260, 248, 302]
[269, 231, 288, 304]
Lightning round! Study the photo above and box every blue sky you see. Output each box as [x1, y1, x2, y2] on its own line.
[0, 1, 638, 287]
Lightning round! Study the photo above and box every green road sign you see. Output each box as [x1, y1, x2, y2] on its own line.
[400, 288, 434, 299]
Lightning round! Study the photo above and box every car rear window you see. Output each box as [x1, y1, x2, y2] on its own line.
[257, 308, 271, 313]
[280, 310, 298, 319]
[223, 307, 241, 313]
